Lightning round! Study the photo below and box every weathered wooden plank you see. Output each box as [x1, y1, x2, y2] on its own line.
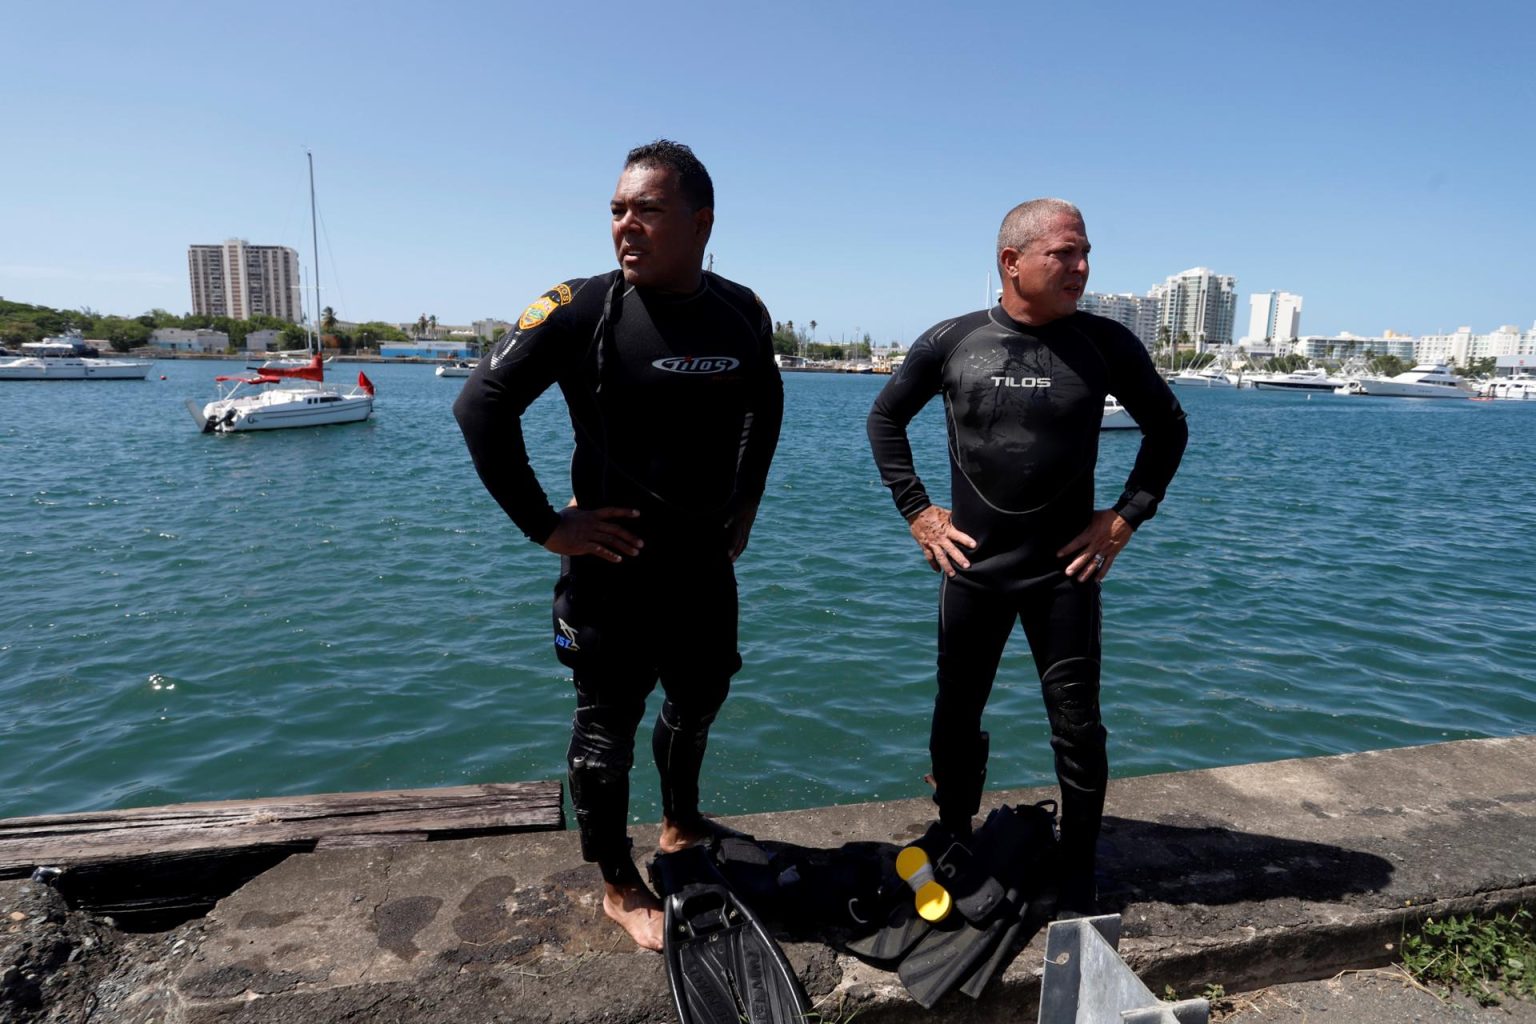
[315, 832, 429, 849]
[0, 781, 562, 832]
[0, 781, 563, 878]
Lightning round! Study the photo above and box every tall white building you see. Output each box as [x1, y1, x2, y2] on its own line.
[1078, 291, 1161, 350]
[188, 239, 301, 322]
[1293, 332, 1415, 362]
[1414, 323, 1536, 365]
[1151, 267, 1238, 351]
[1241, 291, 1304, 351]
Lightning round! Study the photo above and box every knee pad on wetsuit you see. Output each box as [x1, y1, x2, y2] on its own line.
[1040, 659, 1109, 817]
[1041, 658, 1106, 742]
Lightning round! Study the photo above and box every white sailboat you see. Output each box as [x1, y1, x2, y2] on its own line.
[188, 353, 374, 432]
[187, 152, 375, 433]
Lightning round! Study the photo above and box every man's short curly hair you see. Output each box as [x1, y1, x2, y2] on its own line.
[624, 140, 715, 212]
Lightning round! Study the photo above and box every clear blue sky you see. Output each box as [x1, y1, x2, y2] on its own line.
[4, 0, 1532, 343]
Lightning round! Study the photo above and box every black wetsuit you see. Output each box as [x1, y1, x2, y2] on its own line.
[867, 306, 1187, 862]
[455, 270, 783, 884]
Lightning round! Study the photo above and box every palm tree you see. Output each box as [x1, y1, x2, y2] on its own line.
[416, 314, 428, 339]
[428, 314, 438, 339]
[321, 306, 337, 334]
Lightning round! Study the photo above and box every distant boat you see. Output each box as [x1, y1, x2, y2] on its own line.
[1169, 366, 1238, 388]
[0, 338, 151, 381]
[1101, 395, 1136, 430]
[248, 350, 334, 370]
[1247, 367, 1341, 393]
[1335, 363, 1472, 399]
[187, 152, 376, 433]
[1475, 374, 1536, 401]
[435, 360, 478, 378]
[187, 354, 375, 433]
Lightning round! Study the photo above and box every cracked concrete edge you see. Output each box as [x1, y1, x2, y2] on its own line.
[884, 882, 1536, 1020]
[356, 845, 398, 988]
[1123, 884, 1536, 996]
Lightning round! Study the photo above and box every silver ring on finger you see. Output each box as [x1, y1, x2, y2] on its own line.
[1092, 553, 1105, 568]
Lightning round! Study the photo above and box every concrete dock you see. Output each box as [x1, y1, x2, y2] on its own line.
[4, 734, 1534, 1022]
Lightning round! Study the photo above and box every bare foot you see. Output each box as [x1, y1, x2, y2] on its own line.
[658, 815, 745, 854]
[602, 881, 664, 951]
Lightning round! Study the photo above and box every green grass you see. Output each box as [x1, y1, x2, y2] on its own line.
[1400, 907, 1536, 1006]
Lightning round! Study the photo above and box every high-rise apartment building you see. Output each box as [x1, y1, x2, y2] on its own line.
[1414, 323, 1536, 365]
[1241, 291, 1304, 350]
[1151, 267, 1238, 350]
[1078, 291, 1161, 350]
[188, 240, 301, 322]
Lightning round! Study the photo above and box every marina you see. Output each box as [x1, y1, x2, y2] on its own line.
[2, 367, 1533, 824]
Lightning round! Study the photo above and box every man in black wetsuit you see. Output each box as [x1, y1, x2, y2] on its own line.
[454, 140, 783, 950]
[867, 198, 1187, 914]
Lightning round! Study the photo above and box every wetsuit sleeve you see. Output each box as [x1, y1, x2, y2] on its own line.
[733, 301, 784, 505]
[867, 326, 945, 520]
[453, 284, 586, 544]
[1100, 322, 1188, 528]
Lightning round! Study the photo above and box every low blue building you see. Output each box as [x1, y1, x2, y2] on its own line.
[378, 341, 474, 360]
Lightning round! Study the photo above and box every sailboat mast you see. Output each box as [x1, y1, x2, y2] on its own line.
[308, 150, 320, 356]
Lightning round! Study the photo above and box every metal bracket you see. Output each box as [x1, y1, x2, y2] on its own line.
[1038, 914, 1208, 1024]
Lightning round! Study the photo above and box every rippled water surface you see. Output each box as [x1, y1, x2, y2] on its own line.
[3, 362, 1533, 820]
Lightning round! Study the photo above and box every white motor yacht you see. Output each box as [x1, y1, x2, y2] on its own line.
[1476, 374, 1536, 401]
[1101, 395, 1136, 430]
[1335, 363, 1471, 399]
[187, 354, 375, 433]
[1169, 366, 1238, 388]
[435, 360, 478, 378]
[0, 340, 152, 381]
[1248, 367, 1340, 392]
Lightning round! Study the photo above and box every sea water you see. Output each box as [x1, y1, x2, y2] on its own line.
[2, 362, 1533, 821]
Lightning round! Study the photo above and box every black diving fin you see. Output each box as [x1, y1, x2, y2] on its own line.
[901, 802, 1057, 1006]
[842, 802, 1055, 1008]
[651, 843, 811, 1024]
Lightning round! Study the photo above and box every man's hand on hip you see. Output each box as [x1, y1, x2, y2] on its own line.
[544, 506, 643, 563]
[1057, 509, 1133, 582]
[908, 505, 977, 577]
[725, 499, 759, 563]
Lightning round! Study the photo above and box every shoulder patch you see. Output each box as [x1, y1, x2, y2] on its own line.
[518, 283, 574, 330]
